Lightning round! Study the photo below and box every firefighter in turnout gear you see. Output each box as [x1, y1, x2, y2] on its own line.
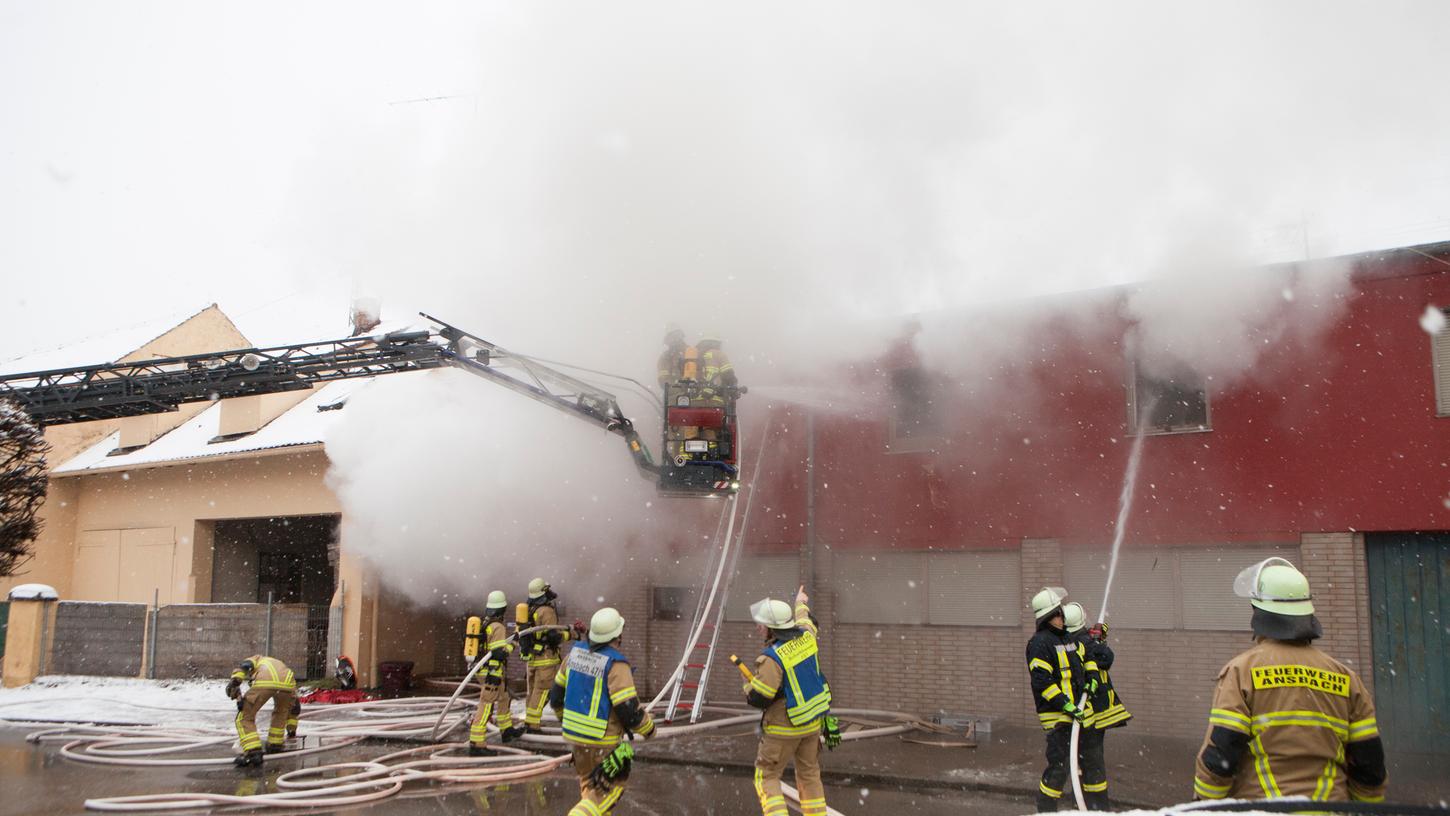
[226, 655, 298, 768]
[522, 577, 570, 733]
[1063, 602, 1130, 811]
[1194, 558, 1387, 804]
[470, 591, 524, 754]
[744, 587, 834, 816]
[549, 607, 656, 816]
[657, 325, 687, 391]
[1027, 587, 1090, 812]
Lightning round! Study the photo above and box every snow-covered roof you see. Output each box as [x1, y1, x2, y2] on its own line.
[53, 379, 372, 474]
[0, 305, 219, 377]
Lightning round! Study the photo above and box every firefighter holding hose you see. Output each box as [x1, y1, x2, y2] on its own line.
[549, 607, 656, 816]
[521, 577, 571, 734]
[1193, 558, 1387, 804]
[469, 590, 524, 755]
[1026, 587, 1090, 812]
[226, 654, 299, 768]
[1063, 602, 1130, 811]
[744, 586, 839, 816]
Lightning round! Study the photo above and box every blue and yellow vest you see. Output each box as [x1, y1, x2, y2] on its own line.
[763, 630, 831, 730]
[561, 644, 629, 746]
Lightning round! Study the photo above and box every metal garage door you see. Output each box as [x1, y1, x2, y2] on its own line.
[1366, 532, 1450, 754]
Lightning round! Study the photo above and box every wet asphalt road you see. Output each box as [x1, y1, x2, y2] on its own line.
[0, 726, 1036, 816]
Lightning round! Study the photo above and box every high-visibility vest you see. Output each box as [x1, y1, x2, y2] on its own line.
[763, 630, 831, 727]
[561, 644, 628, 745]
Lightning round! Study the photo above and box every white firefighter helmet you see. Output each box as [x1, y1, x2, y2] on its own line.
[589, 607, 625, 644]
[1062, 601, 1087, 633]
[750, 598, 796, 629]
[528, 578, 549, 599]
[1234, 557, 1314, 616]
[485, 590, 507, 612]
[1031, 587, 1068, 622]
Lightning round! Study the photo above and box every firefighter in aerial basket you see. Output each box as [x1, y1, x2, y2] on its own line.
[469, 590, 524, 755]
[1026, 587, 1090, 812]
[1063, 601, 1130, 811]
[1193, 557, 1387, 804]
[549, 607, 656, 816]
[744, 587, 839, 816]
[226, 654, 299, 768]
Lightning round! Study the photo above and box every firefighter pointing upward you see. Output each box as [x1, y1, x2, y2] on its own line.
[745, 586, 839, 816]
[1194, 558, 1387, 804]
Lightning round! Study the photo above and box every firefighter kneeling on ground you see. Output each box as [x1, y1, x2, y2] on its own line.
[1026, 587, 1091, 812]
[744, 586, 840, 816]
[1063, 601, 1131, 811]
[470, 590, 525, 755]
[1193, 557, 1387, 804]
[549, 607, 656, 816]
[226, 654, 299, 768]
[521, 577, 572, 734]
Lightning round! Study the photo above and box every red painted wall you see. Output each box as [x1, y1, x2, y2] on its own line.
[742, 247, 1450, 552]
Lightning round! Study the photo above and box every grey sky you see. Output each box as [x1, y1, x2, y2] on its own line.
[3, 1, 1449, 378]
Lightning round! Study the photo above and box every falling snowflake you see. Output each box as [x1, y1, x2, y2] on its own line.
[1421, 305, 1447, 335]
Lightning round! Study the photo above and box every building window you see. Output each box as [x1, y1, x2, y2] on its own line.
[652, 586, 694, 621]
[1129, 362, 1210, 434]
[887, 367, 942, 452]
[1432, 308, 1450, 417]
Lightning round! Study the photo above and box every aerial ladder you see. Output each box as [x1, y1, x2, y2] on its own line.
[0, 313, 739, 496]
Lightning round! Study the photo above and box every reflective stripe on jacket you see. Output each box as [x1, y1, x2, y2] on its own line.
[1193, 638, 1384, 803]
[477, 619, 513, 680]
[1027, 627, 1089, 730]
[233, 655, 296, 691]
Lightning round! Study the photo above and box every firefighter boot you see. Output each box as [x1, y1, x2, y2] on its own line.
[233, 749, 264, 768]
[264, 743, 285, 755]
[1086, 792, 1111, 811]
[1034, 791, 1059, 813]
[501, 726, 526, 743]
[468, 744, 495, 758]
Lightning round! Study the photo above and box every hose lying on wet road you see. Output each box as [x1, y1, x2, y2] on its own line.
[27, 697, 924, 813]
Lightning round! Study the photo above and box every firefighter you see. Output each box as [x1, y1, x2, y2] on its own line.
[1027, 587, 1091, 812]
[745, 587, 839, 816]
[697, 332, 738, 392]
[549, 607, 656, 816]
[226, 654, 299, 768]
[657, 325, 687, 391]
[470, 590, 524, 755]
[1063, 602, 1130, 811]
[1193, 558, 1387, 804]
[522, 577, 570, 734]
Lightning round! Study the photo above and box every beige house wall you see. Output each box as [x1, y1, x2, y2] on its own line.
[60, 449, 340, 605]
[1, 304, 251, 599]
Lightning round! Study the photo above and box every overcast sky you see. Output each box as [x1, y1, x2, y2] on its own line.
[3, 1, 1449, 375]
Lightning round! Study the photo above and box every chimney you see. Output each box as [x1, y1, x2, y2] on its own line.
[350, 297, 381, 336]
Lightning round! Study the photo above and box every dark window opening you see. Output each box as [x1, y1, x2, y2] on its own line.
[889, 367, 942, 449]
[1131, 364, 1210, 433]
[652, 586, 695, 621]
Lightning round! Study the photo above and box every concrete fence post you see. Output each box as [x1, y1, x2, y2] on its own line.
[146, 589, 160, 680]
[264, 591, 274, 656]
[3, 585, 58, 688]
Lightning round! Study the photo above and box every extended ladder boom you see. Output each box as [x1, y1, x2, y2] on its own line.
[0, 314, 659, 481]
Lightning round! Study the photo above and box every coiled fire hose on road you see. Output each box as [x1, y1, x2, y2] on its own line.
[27, 698, 922, 812]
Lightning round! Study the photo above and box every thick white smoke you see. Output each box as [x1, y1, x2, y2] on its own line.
[291, 1, 1450, 602]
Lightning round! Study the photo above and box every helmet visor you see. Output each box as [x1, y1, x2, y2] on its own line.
[749, 598, 773, 625]
[1233, 557, 1294, 601]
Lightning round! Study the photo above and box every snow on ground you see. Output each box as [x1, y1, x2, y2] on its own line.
[0, 675, 239, 728]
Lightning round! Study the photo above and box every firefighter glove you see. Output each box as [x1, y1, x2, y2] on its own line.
[225, 678, 242, 700]
[572, 620, 588, 641]
[586, 743, 634, 790]
[1088, 623, 1108, 642]
[1062, 699, 1088, 723]
[822, 715, 842, 750]
[1086, 677, 1100, 695]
